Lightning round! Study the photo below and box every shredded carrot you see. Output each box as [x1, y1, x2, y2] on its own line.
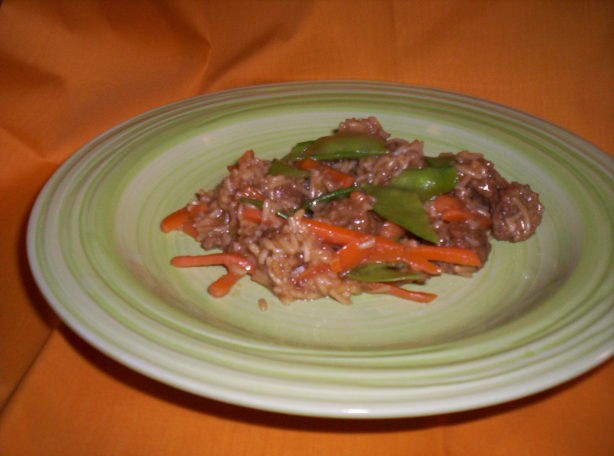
[302, 219, 378, 245]
[241, 206, 264, 224]
[181, 223, 199, 239]
[295, 263, 332, 282]
[160, 202, 208, 239]
[303, 219, 434, 273]
[431, 194, 463, 212]
[441, 209, 475, 222]
[408, 245, 482, 267]
[329, 256, 342, 274]
[160, 207, 200, 239]
[336, 236, 377, 272]
[170, 253, 254, 275]
[379, 221, 405, 241]
[186, 202, 208, 217]
[296, 158, 355, 188]
[303, 220, 440, 274]
[446, 210, 491, 228]
[303, 218, 479, 274]
[360, 244, 477, 274]
[160, 207, 191, 233]
[432, 195, 490, 228]
[207, 272, 243, 297]
[227, 149, 255, 171]
[239, 149, 255, 163]
[369, 283, 437, 303]
[367, 247, 441, 276]
[171, 253, 253, 297]
[165, 194, 480, 303]
[301, 219, 413, 252]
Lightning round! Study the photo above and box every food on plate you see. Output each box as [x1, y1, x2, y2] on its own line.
[161, 117, 544, 304]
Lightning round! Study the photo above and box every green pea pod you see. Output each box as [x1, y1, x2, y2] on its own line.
[425, 154, 456, 168]
[388, 166, 457, 201]
[303, 186, 354, 209]
[289, 133, 388, 161]
[362, 185, 439, 243]
[284, 141, 314, 161]
[345, 262, 422, 282]
[268, 159, 310, 177]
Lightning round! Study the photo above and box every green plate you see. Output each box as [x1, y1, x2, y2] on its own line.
[27, 81, 613, 418]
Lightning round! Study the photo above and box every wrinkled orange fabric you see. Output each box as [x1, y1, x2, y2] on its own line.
[1, 1, 612, 455]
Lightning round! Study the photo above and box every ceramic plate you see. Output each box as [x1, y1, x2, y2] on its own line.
[27, 81, 613, 418]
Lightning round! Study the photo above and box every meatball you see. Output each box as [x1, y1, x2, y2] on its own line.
[491, 182, 544, 242]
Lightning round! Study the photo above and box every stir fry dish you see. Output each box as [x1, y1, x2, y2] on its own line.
[161, 117, 544, 304]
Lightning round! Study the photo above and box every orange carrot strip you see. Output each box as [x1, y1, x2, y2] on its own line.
[334, 236, 441, 275]
[441, 209, 474, 223]
[336, 237, 376, 271]
[208, 272, 242, 297]
[378, 284, 437, 303]
[295, 157, 318, 170]
[160, 207, 191, 233]
[295, 263, 332, 282]
[304, 219, 440, 274]
[367, 283, 437, 303]
[432, 195, 490, 228]
[303, 219, 476, 273]
[161, 203, 207, 238]
[302, 219, 401, 249]
[181, 223, 199, 239]
[337, 244, 441, 276]
[302, 218, 408, 249]
[379, 221, 406, 241]
[227, 149, 255, 171]
[431, 194, 464, 212]
[296, 158, 355, 188]
[241, 207, 264, 224]
[301, 219, 367, 245]
[444, 210, 491, 228]
[368, 248, 442, 276]
[238, 149, 255, 163]
[170, 253, 254, 274]
[329, 256, 342, 274]
[186, 202, 208, 217]
[408, 245, 482, 267]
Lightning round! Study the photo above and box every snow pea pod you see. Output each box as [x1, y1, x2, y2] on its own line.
[284, 141, 315, 161]
[388, 166, 457, 201]
[345, 262, 422, 282]
[362, 185, 439, 243]
[425, 154, 456, 168]
[287, 133, 388, 161]
[268, 159, 310, 177]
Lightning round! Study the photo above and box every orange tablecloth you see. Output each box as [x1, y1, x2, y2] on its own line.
[1, 1, 612, 454]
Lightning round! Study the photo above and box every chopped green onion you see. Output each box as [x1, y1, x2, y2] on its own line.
[239, 197, 289, 219]
[303, 186, 355, 210]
